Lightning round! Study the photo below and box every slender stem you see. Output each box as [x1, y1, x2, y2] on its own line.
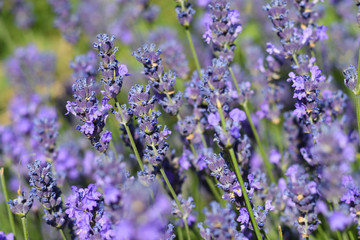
[216, 99, 227, 127]
[178, 226, 184, 240]
[160, 168, 191, 240]
[348, 230, 355, 240]
[317, 224, 328, 240]
[0, 168, 16, 237]
[200, 132, 208, 148]
[356, 41, 360, 95]
[21, 217, 29, 240]
[292, 54, 299, 66]
[215, 104, 262, 239]
[263, 230, 271, 240]
[115, 102, 144, 170]
[227, 66, 275, 182]
[278, 225, 283, 240]
[185, 29, 202, 79]
[243, 103, 275, 183]
[355, 94, 360, 147]
[228, 148, 262, 240]
[183, 221, 191, 240]
[228, 67, 240, 94]
[204, 176, 225, 206]
[59, 229, 67, 240]
[336, 231, 342, 240]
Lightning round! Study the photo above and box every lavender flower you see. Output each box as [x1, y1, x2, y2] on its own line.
[203, 0, 242, 62]
[206, 154, 241, 203]
[66, 184, 113, 239]
[33, 113, 58, 160]
[47, 0, 79, 43]
[129, 84, 171, 166]
[149, 27, 190, 79]
[11, 0, 33, 28]
[95, 152, 130, 207]
[175, 1, 196, 27]
[287, 63, 325, 134]
[66, 78, 112, 152]
[70, 51, 98, 81]
[343, 64, 358, 94]
[28, 160, 67, 228]
[171, 195, 196, 226]
[198, 202, 247, 239]
[93, 34, 129, 99]
[8, 191, 33, 217]
[285, 165, 319, 238]
[5, 44, 56, 93]
[133, 44, 183, 116]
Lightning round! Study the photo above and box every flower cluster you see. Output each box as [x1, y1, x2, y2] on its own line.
[93, 34, 129, 99]
[28, 160, 67, 228]
[128, 84, 171, 166]
[5, 44, 56, 93]
[203, 0, 242, 62]
[66, 78, 112, 152]
[175, 0, 196, 27]
[285, 165, 319, 238]
[198, 202, 247, 239]
[133, 44, 183, 116]
[47, 0, 79, 43]
[8, 191, 33, 217]
[66, 184, 112, 239]
[2, 0, 360, 240]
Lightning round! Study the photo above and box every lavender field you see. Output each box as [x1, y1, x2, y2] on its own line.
[0, 0, 359, 239]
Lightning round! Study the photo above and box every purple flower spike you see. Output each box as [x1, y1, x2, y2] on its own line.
[93, 34, 128, 99]
[66, 184, 112, 240]
[203, 0, 242, 62]
[175, 2, 196, 27]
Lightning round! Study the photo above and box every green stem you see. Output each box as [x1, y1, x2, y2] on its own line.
[204, 176, 225, 206]
[21, 217, 29, 240]
[215, 105, 262, 239]
[200, 132, 208, 148]
[0, 168, 16, 237]
[228, 148, 262, 240]
[355, 94, 360, 147]
[228, 66, 240, 94]
[115, 102, 144, 171]
[278, 225, 283, 240]
[59, 229, 67, 240]
[177, 226, 184, 240]
[356, 41, 360, 95]
[160, 168, 191, 240]
[243, 103, 275, 183]
[348, 230, 355, 240]
[292, 54, 299, 66]
[336, 231, 342, 240]
[185, 29, 202, 79]
[227, 66, 275, 182]
[317, 224, 328, 240]
[216, 99, 227, 127]
[263, 230, 271, 240]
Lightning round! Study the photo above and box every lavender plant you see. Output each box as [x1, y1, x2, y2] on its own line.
[1, 0, 360, 239]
